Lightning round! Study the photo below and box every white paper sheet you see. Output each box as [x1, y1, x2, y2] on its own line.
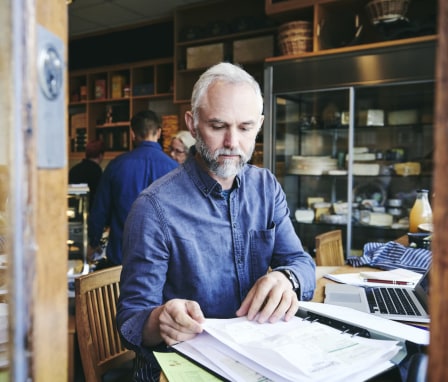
[174, 315, 402, 382]
[324, 269, 422, 288]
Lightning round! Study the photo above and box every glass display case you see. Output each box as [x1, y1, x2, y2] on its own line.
[263, 41, 435, 257]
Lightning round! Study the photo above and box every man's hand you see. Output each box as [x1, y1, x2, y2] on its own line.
[236, 271, 299, 324]
[143, 299, 205, 346]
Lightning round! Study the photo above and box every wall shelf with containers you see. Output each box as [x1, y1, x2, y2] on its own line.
[264, 0, 437, 60]
[68, 58, 177, 161]
[263, 40, 435, 257]
[173, 0, 277, 104]
[173, 0, 276, 167]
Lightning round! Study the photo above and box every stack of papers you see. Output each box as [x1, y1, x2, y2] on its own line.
[324, 268, 423, 287]
[171, 314, 403, 382]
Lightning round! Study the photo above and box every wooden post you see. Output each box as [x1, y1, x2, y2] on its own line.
[34, 2, 68, 381]
[429, 0, 448, 380]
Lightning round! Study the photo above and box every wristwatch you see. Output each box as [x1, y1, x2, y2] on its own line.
[278, 269, 300, 292]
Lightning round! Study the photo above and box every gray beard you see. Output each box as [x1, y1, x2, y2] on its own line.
[195, 133, 255, 179]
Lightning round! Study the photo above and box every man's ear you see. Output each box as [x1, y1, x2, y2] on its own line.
[185, 111, 197, 138]
[259, 115, 265, 130]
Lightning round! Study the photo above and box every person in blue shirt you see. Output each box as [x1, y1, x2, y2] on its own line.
[117, 63, 316, 381]
[68, 139, 105, 211]
[87, 110, 178, 267]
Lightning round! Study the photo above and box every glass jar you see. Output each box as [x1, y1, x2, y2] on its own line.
[409, 189, 433, 233]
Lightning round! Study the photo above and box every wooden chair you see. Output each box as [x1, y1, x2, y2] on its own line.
[75, 266, 135, 382]
[315, 229, 346, 266]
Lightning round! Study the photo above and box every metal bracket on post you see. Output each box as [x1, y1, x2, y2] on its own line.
[37, 25, 66, 169]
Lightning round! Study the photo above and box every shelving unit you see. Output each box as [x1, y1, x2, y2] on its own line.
[173, 0, 276, 105]
[265, 0, 437, 60]
[262, 0, 438, 256]
[68, 58, 176, 161]
[263, 40, 436, 257]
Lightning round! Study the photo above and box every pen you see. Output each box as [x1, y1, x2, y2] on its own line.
[363, 278, 414, 285]
[408, 323, 429, 331]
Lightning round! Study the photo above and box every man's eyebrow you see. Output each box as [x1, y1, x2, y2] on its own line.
[207, 118, 226, 124]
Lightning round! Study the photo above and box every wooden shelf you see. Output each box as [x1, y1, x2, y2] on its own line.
[266, 34, 438, 63]
[68, 57, 177, 159]
[264, 0, 437, 60]
[96, 122, 129, 128]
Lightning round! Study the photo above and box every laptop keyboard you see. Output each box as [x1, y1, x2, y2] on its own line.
[366, 287, 422, 316]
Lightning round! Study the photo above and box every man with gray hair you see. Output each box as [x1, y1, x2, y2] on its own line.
[117, 63, 316, 381]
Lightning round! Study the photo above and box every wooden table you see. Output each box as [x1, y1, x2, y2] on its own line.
[311, 233, 410, 303]
[312, 265, 379, 303]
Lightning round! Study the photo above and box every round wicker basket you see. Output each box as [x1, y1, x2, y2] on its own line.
[365, 0, 411, 24]
[278, 21, 313, 56]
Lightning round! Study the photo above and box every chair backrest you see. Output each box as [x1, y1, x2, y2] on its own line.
[315, 229, 346, 266]
[75, 265, 135, 382]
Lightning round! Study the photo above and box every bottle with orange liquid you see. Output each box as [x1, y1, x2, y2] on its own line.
[409, 189, 433, 233]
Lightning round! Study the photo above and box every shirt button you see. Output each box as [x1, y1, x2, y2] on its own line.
[233, 223, 237, 228]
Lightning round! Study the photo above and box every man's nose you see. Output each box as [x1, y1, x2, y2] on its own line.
[223, 127, 238, 148]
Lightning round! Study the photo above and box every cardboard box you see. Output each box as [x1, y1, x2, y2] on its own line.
[95, 79, 106, 99]
[70, 113, 87, 137]
[187, 43, 224, 69]
[233, 35, 274, 63]
[387, 109, 418, 125]
[80, 85, 87, 101]
[357, 109, 384, 126]
[111, 75, 126, 98]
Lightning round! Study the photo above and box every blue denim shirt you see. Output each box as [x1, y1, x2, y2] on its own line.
[117, 155, 316, 358]
[88, 141, 178, 265]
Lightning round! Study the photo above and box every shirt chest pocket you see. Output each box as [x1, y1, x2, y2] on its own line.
[249, 224, 275, 277]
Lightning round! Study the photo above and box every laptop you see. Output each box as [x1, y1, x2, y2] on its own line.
[324, 268, 430, 323]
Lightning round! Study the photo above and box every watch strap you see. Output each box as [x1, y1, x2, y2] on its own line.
[278, 269, 300, 291]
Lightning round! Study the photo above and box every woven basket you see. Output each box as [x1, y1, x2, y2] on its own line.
[278, 21, 313, 55]
[365, 0, 411, 24]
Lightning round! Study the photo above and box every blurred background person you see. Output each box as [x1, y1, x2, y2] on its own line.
[170, 130, 196, 164]
[88, 110, 178, 268]
[68, 139, 105, 210]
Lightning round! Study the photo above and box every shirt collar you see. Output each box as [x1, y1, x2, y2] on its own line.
[135, 140, 162, 149]
[184, 154, 243, 197]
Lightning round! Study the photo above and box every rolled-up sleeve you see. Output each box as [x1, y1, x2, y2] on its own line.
[269, 172, 316, 301]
